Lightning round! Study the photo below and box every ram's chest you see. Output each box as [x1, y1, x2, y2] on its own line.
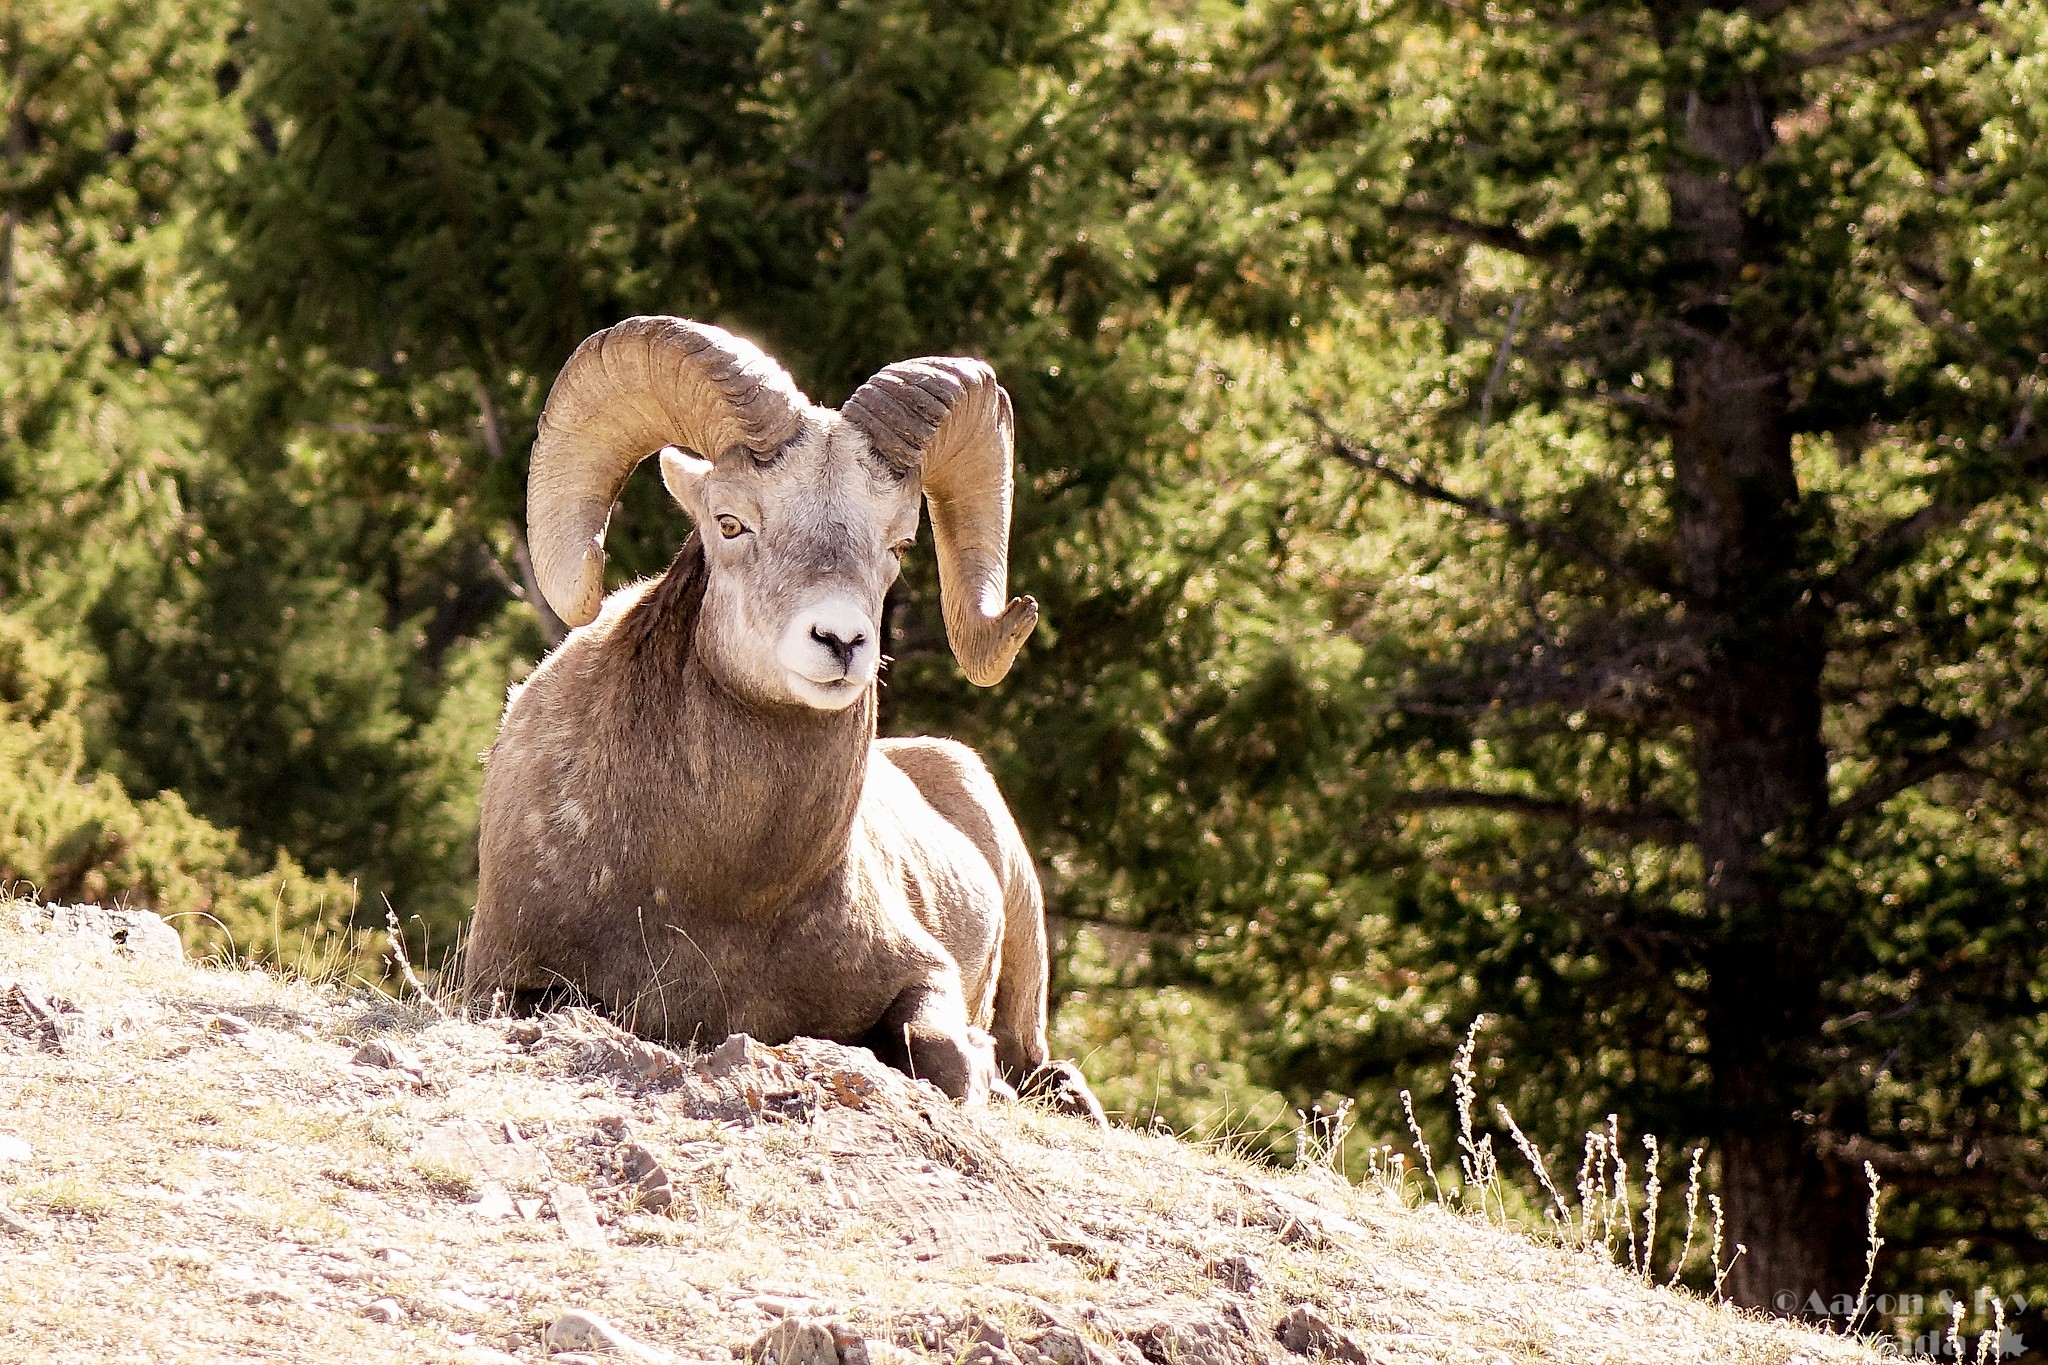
[541, 845, 923, 1048]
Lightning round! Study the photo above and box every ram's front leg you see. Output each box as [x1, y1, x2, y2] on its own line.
[862, 981, 998, 1104]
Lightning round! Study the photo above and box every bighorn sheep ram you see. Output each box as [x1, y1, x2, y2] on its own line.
[465, 316, 1101, 1117]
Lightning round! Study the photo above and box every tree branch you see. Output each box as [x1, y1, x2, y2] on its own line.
[476, 376, 568, 649]
[508, 525, 568, 649]
[1044, 908, 1191, 940]
[1824, 714, 2026, 833]
[1787, 4, 1985, 71]
[1383, 204, 1574, 263]
[1821, 396, 2048, 608]
[1821, 1133, 2048, 1198]
[1475, 293, 1527, 461]
[1822, 499, 1971, 607]
[1391, 787, 1695, 842]
[1301, 403, 1674, 595]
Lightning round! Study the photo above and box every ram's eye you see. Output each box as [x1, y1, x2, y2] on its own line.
[715, 515, 747, 540]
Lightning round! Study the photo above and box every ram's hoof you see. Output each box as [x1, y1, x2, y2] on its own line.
[1021, 1059, 1108, 1127]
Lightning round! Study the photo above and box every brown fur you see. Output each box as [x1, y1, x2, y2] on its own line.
[465, 536, 1055, 1102]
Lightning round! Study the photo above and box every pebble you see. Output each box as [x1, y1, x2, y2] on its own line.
[505, 1019, 544, 1047]
[312, 1258, 371, 1283]
[240, 1284, 301, 1305]
[373, 1246, 415, 1267]
[0, 1135, 31, 1164]
[364, 1296, 404, 1324]
[203, 1013, 252, 1036]
[465, 1182, 518, 1220]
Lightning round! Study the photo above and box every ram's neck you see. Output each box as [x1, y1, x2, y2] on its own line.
[668, 657, 875, 907]
[597, 551, 875, 916]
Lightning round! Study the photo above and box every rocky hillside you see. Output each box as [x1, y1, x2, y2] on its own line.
[0, 901, 1881, 1365]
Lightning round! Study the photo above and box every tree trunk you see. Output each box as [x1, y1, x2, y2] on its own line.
[1662, 64, 1864, 1312]
[476, 376, 568, 648]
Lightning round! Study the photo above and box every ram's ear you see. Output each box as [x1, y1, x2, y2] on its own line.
[659, 446, 714, 518]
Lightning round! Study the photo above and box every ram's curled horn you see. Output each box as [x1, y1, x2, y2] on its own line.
[527, 316, 808, 627]
[842, 358, 1036, 687]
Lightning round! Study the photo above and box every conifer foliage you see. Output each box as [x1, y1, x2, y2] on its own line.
[1090, 0, 2048, 1325]
[1, 0, 2041, 1338]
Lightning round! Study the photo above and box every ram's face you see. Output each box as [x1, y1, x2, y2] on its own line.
[660, 413, 920, 711]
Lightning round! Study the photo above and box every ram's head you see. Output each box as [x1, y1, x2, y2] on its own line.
[526, 317, 1036, 709]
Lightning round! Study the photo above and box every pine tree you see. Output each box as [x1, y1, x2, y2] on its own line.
[1096, 0, 2048, 1319]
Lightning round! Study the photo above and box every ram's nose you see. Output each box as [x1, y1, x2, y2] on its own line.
[779, 598, 881, 708]
[809, 623, 866, 673]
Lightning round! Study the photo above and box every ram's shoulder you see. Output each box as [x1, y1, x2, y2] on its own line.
[872, 737, 1023, 856]
[875, 736, 999, 795]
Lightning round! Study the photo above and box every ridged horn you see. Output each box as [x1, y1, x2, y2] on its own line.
[528, 316, 807, 626]
[842, 358, 1036, 686]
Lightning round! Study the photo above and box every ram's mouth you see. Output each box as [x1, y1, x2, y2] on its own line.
[787, 672, 869, 711]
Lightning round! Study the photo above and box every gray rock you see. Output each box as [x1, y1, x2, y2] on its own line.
[1274, 1307, 1374, 1364]
[417, 1117, 549, 1184]
[465, 1181, 518, 1220]
[0, 1135, 31, 1165]
[1258, 1190, 1374, 1249]
[313, 1259, 372, 1283]
[621, 1142, 676, 1212]
[542, 1008, 690, 1082]
[0, 1204, 48, 1239]
[46, 904, 183, 963]
[1024, 1330, 1095, 1365]
[854, 1345, 921, 1365]
[241, 1283, 302, 1306]
[548, 1182, 608, 1251]
[505, 1019, 544, 1047]
[1115, 1308, 1256, 1365]
[435, 1286, 493, 1317]
[1204, 1252, 1265, 1293]
[0, 981, 77, 1051]
[545, 1308, 664, 1360]
[703, 1032, 771, 1078]
[352, 1038, 423, 1072]
[364, 1297, 404, 1324]
[750, 1318, 840, 1365]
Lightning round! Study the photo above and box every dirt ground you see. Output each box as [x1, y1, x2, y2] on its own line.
[0, 900, 1883, 1365]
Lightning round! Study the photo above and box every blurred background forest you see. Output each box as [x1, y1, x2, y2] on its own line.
[4, 0, 2044, 1348]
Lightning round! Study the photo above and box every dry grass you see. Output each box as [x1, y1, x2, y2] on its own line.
[0, 902, 1887, 1365]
